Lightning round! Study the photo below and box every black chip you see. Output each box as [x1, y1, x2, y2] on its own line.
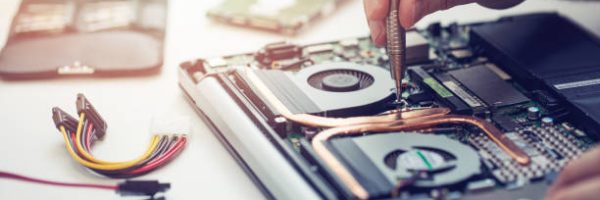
[492, 115, 522, 131]
[449, 65, 529, 107]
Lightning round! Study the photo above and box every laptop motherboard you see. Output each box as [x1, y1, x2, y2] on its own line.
[178, 13, 600, 199]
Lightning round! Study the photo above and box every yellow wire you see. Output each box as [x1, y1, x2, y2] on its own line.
[75, 113, 152, 165]
[60, 126, 160, 170]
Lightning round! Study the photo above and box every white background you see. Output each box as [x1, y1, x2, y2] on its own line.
[0, 0, 598, 199]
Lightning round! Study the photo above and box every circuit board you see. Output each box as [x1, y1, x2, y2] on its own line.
[178, 13, 600, 199]
[206, 0, 347, 34]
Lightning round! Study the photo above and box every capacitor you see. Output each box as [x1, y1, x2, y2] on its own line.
[427, 22, 442, 38]
[527, 106, 541, 120]
[541, 117, 554, 127]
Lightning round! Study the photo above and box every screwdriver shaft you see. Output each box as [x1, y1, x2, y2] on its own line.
[386, 0, 406, 102]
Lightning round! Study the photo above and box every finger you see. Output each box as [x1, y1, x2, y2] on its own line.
[364, 0, 390, 47]
[369, 0, 478, 45]
[363, 0, 389, 20]
[548, 147, 600, 195]
[369, 20, 386, 46]
[548, 176, 600, 200]
[399, 0, 420, 29]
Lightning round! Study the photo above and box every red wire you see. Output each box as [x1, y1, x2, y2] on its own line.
[85, 122, 94, 150]
[69, 131, 82, 157]
[130, 137, 186, 174]
[0, 171, 117, 190]
[127, 137, 187, 174]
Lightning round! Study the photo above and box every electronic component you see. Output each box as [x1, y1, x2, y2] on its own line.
[471, 13, 600, 138]
[405, 31, 431, 64]
[427, 22, 442, 38]
[340, 38, 359, 49]
[435, 72, 487, 111]
[76, 93, 107, 138]
[178, 13, 598, 200]
[117, 180, 170, 197]
[527, 106, 542, 120]
[52, 94, 187, 178]
[51, 107, 78, 133]
[542, 117, 554, 127]
[470, 125, 584, 184]
[237, 62, 394, 116]
[492, 115, 522, 131]
[466, 179, 496, 193]
[206, 0, 347, 34]
[447, 65, 529, 108]
[406, 92, 433, 104]
[485, 63, 511, 81]
[329, 133, 481, 197]
[449, 49, 474, 61]
[305, 44, 335, 55]
[409, 67, 470, 113]
[255, 42, 302, 66]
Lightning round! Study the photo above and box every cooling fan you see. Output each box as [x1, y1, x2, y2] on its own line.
[307, 69, 374, 92]
[384, 147, 459, 181]
[243, 62, 395, 116]
[329, 133, 482, 197]
[292, 62, 394, 115]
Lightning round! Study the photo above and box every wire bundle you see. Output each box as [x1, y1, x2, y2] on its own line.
[52, 94, 187, 178]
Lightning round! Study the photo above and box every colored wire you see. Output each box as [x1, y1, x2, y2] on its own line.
[60, 126, 160, 170]
[74, 130, 186, 178]
[75, 113, 155, 166]
[90, 136, 171, 177]
[84, 121, 93, 151]
[0, 171, 117, 190]
[53, 98, 187, 178]
[98, 136, 187, 178]
[127, 136, 187, 175]
[1, 170, 172, 198]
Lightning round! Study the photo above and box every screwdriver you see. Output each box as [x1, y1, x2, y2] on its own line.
[386, 0, 406, 103]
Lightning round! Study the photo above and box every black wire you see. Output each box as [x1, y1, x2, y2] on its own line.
[156, 135, 178, 156]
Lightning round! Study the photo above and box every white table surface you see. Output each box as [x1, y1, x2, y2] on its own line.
[0, 0, 598, 199]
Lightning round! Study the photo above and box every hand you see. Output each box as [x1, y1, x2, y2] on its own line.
[547, 146, 600, 200]
[363, 0, 474, 46]
[363, 0, 523, 46]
